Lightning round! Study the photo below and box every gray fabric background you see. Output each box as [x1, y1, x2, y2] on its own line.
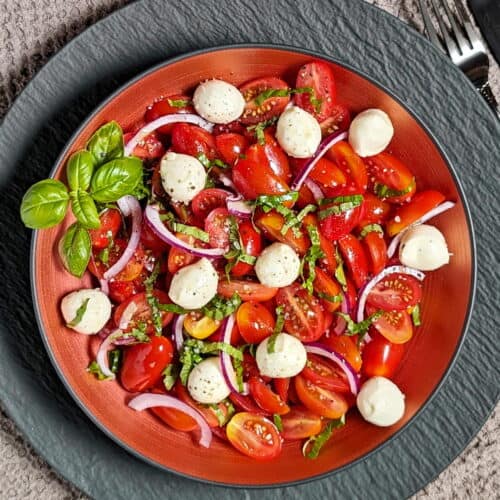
[0, 0, 498, 498]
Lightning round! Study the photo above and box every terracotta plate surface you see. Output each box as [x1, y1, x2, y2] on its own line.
[32, 47, 473, 486]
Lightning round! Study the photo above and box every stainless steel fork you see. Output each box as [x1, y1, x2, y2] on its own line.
[418, 0, 498, 115]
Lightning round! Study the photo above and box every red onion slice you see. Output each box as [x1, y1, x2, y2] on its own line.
[103, 196, 142, 280]
[99, 279, 109, 295]
[124, 114, 214, 156]
[220, 315, 248, 395]
[387, 201, 456, 258]
[144, 204, 225, 258]
[333, 291, 349, 335]
[226, 198, 252, 218]
[304, 178, 324, 202]
[356, 265, 426, 323]
[128, 393, 213, 448]
[291, 131, 348, 191]
[96, 329, 122, 379]
[173, 314, 186, 352]
[305, 343, 360, 395]
[118, 301, 138, 330]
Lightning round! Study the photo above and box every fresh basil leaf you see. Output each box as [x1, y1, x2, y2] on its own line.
[20, 179, 70, 229]
[411, 304, 421, 326]
[273, 414, 283, 432]
[90, 157, 143, 203]
[66, 150, 96, 191]
[87, 361, 108, 380]
[67, 298, 89, 327]
[70, 190, 100, 229]
[336, 310, 383, 344]
[109, 349, 122, 374]
[374, 179, 415, 199]
[300, 225, 325, 294]
[58, 223, 91, 278]
[87, 121, 124, 165]
[303, 415, 345, 459]
[158, 303, 189, 314]
[359, 223, 384, 238]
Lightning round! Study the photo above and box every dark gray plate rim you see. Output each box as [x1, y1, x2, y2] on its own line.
[29, 42, 476, 489]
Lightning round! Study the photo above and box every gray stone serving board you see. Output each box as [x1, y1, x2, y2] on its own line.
[0, 0, 498, 498]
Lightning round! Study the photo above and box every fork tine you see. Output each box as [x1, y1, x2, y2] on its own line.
[440, 0, 471, 53]
[452, 0, 482, 48]
[418, 0, 445, 51]
[430, 0, 459, 56]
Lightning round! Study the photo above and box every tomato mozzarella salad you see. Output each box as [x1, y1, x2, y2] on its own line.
[21, 60, 455, 461]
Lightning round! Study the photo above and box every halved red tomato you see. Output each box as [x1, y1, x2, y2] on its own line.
[362, 230, 387, 276]
[318, 199, 363, 241]
[191, 188, 230, 221]
[215, 133, 249, 165]
[123, 131, 165, 159]
[357, 193, 391, 228]
[338, 234, 369, 289]
[205, 207, 231, 251]
[140, 219, 169, 254]
[302, 214, 337, 274]
[273, 378, 290, 403]
[239, 77, 290, 125]
[145, 94, 193, 134]
[231, 220, 263, 276]
[367, 273, 422, 311]
[236, 302, 275, 344]
[295, 374, 348, 419]
[113, 290, 173, 334]
[385, 190, 446, 236]
[301, 353, 350, 393]
[295, 61, 337, 122]
[249, 377, 290, 415]
[313, 267, 343, 313]
[319, 103, 351, 136]
[362, 331, 405, 378]
[218, 279, 278, 302]
[108, 275, 145, 304]
[322, 334, 362, 372]
[275, 284, 324, 342]
[280, 406, 323, 440]
[367, 305, 413, 344]
[226, 412, 282, 460]
[327, 140, 368, 193]
[151, 405, 198, 432]
[309, 157, 348, 188]
[167, 233, 196, 274]
[88, 208, 122, 249]
[171, 123, 217, 159]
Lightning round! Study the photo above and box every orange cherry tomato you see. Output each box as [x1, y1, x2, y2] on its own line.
[327, 140, 368, 192]
[167, 233, 196, 274]
[313, 267, 343, 313]
[280, 406, 323, 440]
[236, 302, 275, 344]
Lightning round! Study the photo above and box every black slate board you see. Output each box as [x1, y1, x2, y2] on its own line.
[0, 0, 498, 498]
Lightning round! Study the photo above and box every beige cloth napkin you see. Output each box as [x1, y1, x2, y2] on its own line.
[0, 1, 498, 498]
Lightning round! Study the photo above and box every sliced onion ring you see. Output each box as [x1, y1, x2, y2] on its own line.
[174, 314, 186, 352]
[103, 196, 142, 280]
[118, 301, 138, 330]
[291, 130, 348, 191]
[219, 314, 248, 395]
[226, 196, 252, 218]
[304, 343, 360, 395]
[144, 204, 225, 258]
[96, 329, 122, 379]
[387, 201, 456, 258]
[99, 279, 109, 295]
[356, 265, 425, 323]
[124, 114, 214, 156]
[304, 178, 324, 202]
[128, 393, 213, 448]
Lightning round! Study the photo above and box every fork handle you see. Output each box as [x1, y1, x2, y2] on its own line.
[478, 83, 499, 118]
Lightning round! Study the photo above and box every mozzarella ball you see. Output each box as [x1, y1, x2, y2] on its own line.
[168, 258, 218, 309]
[399, 224, 450, 271]
[256, 333, 307, 378]
[255, 242, 300, 288]
[356, 376, 405, 427]
[192, 79, 245, 124]
[61, 289, 111, 335]
[160, 152, 206, 203]
[187, 357, 232, 404]
[348, 108, 394, 157]
[276, 106, 321, 158]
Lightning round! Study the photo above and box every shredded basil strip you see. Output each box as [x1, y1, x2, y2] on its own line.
[127, 321, 151, 343]
[208, 403, 228, 427]
[87, 349, 121, 380]
[246, 116, 279, 145]
[253, 86, 314, 107]
[253, 192, 302, 236]
[267, 306, 285, 354]
[411, 304, 421, 326]
[162, 363, 179, 391]
[232, 352, 245, 392]
[318, 195, 364, 220]
[202, 293, 242, 321]
[224, 217, 256, 277]
[317, 292, 343, 303]
[67, 298, 89, 327]
[273, 414, 283, 432]
[158, 303, 189, 314]
[144, 262, 163, 336]
[174, 223, 210, 243]
[359, 223, 384, 238]
[167, 98, 191, 108]
[374, 179, 415, 199]
[336, 310, 383, 344]
[197, 153, 229, 171]
[303, 415, 346, 459]
[334, 246, 347, 289]
[300, 225, 325, 294]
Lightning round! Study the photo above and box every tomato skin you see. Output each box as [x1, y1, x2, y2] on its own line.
[280, 407, 323, 440]
[309, 157, 348, 188]
[229, 392, 269, 416]
[328, 141, 368, 192]
[191, 188, 230, 221]
[275, 284, 324, 342]
[145, 94, 193, 134]
[120, 336, 174, 392]
[167, 233, 197, 274]
[255, 211, 310, 255]
[295, 61, 337, 122]
[386, 190, 446, 236]
[140, 219, 169, 254]
[273, 377, 290, 403]
[123, 131, 165, 159]
[231, 220, 263, 276]
[236, 302, 275, 344]
[113, 290, 173, 335]
[226, 412, 282, 460]
[205, 207, 231, 251]
[108, 277, 145, 304]
[151, 406, 198, 432]
[218, 280, 278, 302]
[207, 321, 241, 345]
[319, 103, 351, 136]
[215, 133, 249, 165]
[362, 230, 388, 276]
[362, 332, 405, 379]
[318, 202, 363, 241]
[171, 123, 217, 159]
[357, 193, 391, 228]
[239, 77, 290, 125]
[367, 273, 422, 311]
[313, 267, 343, 313]
[183, 312, 221, 340]
[301, 353, 351, 393]
[88, 208, 122, 249]
[322, 334, 362, 372]
[249, 377, 290, 415]
[338, 234, 369, 290]
[295, 374, 348, 419]
[368, 305, 414, 344]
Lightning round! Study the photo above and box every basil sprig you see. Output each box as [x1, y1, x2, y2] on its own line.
[336, 310, 383, 344]
[246, 116, 279, 144]
[87, 349, 121, 381]
[303, 415, 345, 459]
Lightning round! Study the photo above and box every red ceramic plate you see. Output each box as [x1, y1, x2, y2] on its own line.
[31, 46, 473, 486]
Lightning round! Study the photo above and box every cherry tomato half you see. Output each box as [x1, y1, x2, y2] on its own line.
[338, 234, 369, 290]
[231, 220, 263, 277]
[313, 267, 343, 313]
[236, 302, 275, 344]
[362, 230, 387, 276]
[368, 305, 414, 344]
[218, 279, 278, 302]
[280, 406, 323, 440]
[328, 140, 368, 193]
[145, 94, 193, 134]
[205, 207, 231, 251]
[215, 133, 249, 165]
[88, 208, 122, 249]
[301, 353, 351, 393]
[167, 233, 196, 274]
[322, 334, 362, 372]
[249, 377, 290, 415]
[362, 331, 405, 379]
[191, 188, 231, 221]
[171, 123, 217, 160]
[318, 200, 363, 241]
[367, 273, 422, 311]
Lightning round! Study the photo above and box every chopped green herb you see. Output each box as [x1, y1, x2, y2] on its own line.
[99, 247, 110, 266]
[67, 298, 90, 327]
[202, 293, 242, 321]
[318, 195, 364, 220]
[267, 306, 285, 353]
[300, 225, 325, 294]
[87, 349, 121, 381]
[303, 415, 345, 459]
[273, 414, 283, 432]
[411, 304, 421, 326]
[359, 223, 384, 238]
[374, 179, 415, 199]
[336, 310, 383, 344]
[196, 153, 229, 171]
[158, 303, 189, 314]
[310, 94, 323, 114]
[162, 363, 180, 391]
[224, 216, 257, 277]
[87, 361, 108, 380]
[167, 98, 191, 108]
[143, 262, 163, 335]
[246, 116, 279, 145]
[127, 321, 151, 343]
[334, 246, 347, 289]
[253, 86, 314, 107]
[317, 291, 342, 303]
[174, 223, 210, 243]
[253, 192, 303, 236]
